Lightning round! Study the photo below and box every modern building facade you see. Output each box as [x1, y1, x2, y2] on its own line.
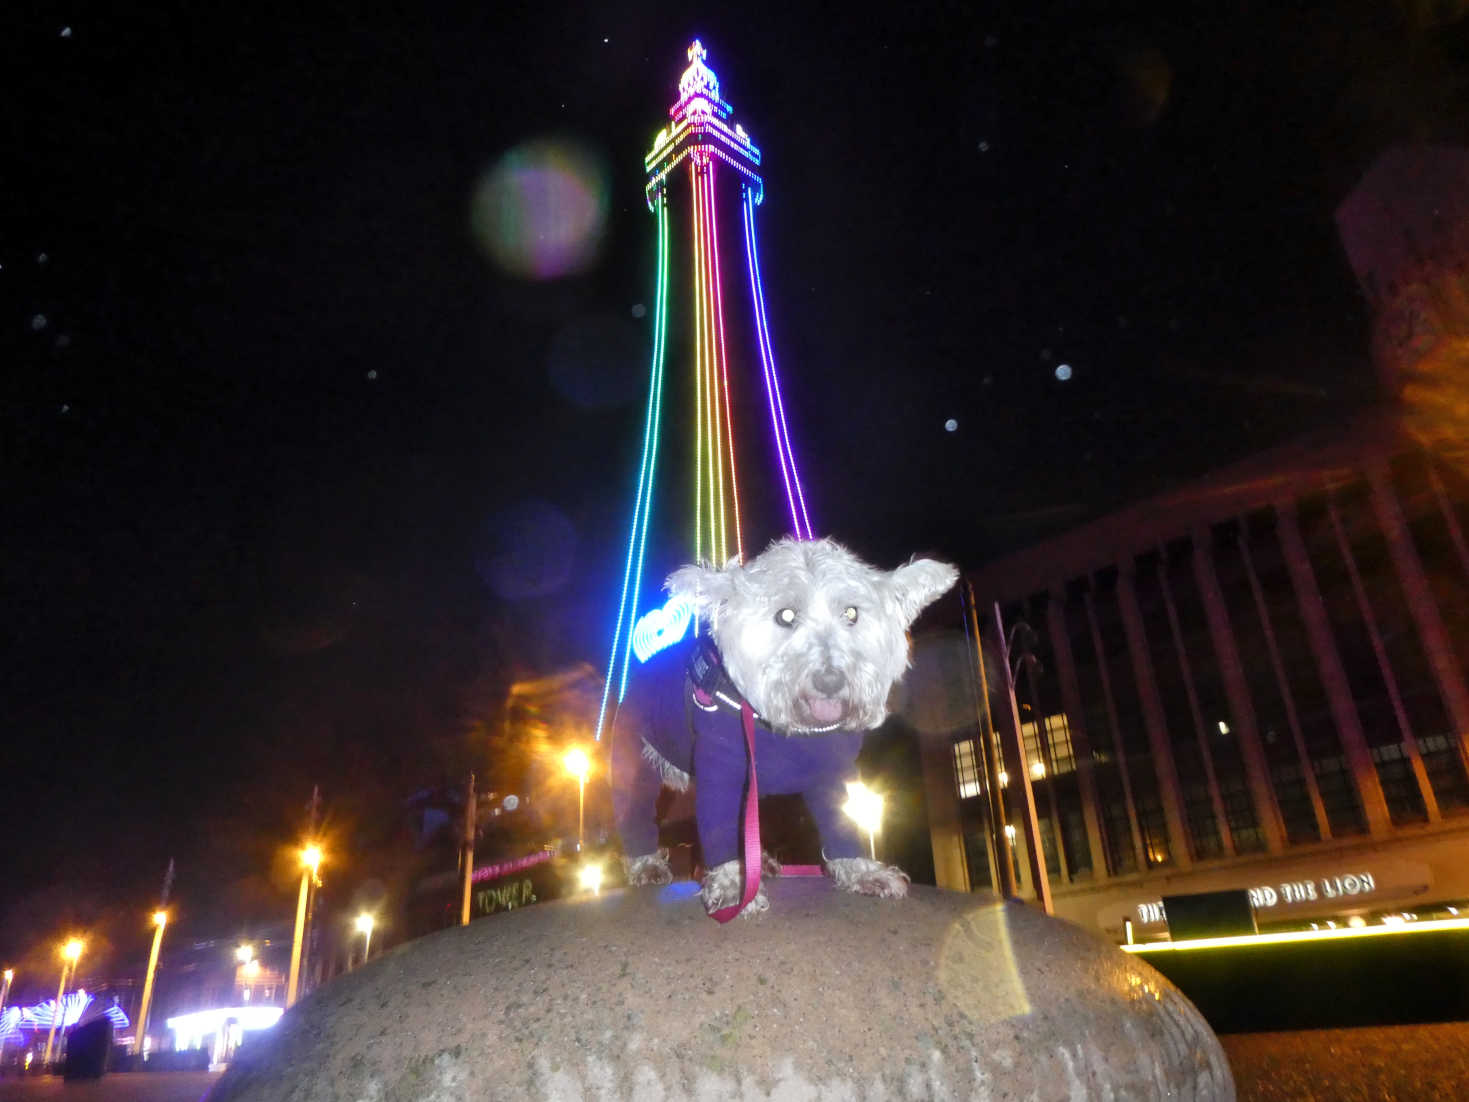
[923, 145, 1469, 940]
[924, 412, 1469, 939]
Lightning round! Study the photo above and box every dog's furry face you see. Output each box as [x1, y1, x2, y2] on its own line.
[666, 538, 958, 734]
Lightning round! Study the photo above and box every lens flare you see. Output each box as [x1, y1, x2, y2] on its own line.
[471, 139, 610, 280]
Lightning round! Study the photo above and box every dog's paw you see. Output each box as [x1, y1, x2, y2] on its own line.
[825, 856, 911, 899]
[700, 859, 769, 918]
[622, 848, 674, 886]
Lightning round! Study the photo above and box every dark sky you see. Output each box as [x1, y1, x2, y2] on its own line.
[5, 2, 1467, 973]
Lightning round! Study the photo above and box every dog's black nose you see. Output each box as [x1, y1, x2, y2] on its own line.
[812, 667, 846, 695]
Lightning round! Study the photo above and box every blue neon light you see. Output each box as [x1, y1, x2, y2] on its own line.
[632, 595, 694, 663]
[595, 193, 671, 740]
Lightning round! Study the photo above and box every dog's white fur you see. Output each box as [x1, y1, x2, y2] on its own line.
[667, 538, 958, 736]
[650, 537, 957, 915]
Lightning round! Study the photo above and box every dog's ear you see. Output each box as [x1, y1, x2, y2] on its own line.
[665, 560, 737, 617]
[887, 558, 960, 626]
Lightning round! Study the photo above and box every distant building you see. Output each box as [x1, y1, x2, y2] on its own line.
[923, 146, 1469, 939]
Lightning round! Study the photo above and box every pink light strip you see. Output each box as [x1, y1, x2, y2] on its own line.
[741, 188, 814, 538]
[705, 163, 744, 563]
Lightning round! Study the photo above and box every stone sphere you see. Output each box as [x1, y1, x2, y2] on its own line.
[210, 879, 1232, 1100]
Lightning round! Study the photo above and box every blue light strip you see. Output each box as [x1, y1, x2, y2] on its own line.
[595, 192, 671, 739]
[742, 187, 814, 538]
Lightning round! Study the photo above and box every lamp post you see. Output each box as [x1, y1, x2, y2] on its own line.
[842, 781, 885, 860]
[563, 747, 590, 852]
[354, 913, 374, 966]
[42, 939, 83, 1068]
[133, 910, 167, 1059]
[286, 844, 322, 1008]
[0, 968, 11, 1064]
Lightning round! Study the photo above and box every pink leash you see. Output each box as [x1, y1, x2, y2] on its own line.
[711, 701, 762, 923]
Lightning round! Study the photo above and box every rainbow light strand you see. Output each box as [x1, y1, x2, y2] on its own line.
[595, 192, 670, 738]
[596, 41, 816, 737]
[743, 186, 814, 539]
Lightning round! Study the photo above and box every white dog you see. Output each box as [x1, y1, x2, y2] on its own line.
[613, 537, 958, 918]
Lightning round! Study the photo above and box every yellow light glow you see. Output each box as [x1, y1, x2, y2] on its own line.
[998, 770, 1009, 787]
[244, 959, 261, 977]
[301, 844, 323, 872]
[3, 968, 12, 982]
[62, 939, 84, 962]
[578, 862, 604, 895]
[1122, 915, 1469, 953]
[354, 913, 375, 935]
[152, 910, 168, 927]
[236, 944, 254, 964]
[1029, 761, 1046, 780]
[841, 781, 884, 836]
[563, 747, 591, 781]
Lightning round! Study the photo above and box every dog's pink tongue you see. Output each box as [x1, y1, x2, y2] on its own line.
[808, 697, 844, 724]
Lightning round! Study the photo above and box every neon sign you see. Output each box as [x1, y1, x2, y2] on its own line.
[1135, 870, 1379, 925]
[632, 595, 694, 662]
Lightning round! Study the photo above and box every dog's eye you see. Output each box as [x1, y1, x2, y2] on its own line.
[775, 607, 797, 628]
[843, 605, 859, 624]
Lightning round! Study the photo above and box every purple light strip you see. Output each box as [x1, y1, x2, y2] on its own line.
[742, 188, 814, 538]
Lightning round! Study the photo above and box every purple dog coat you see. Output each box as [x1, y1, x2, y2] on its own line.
[613, 638, 868, 869]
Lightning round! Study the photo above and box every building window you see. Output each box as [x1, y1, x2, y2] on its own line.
[953, 739, 982, 800]
[1301, 487, 1429, 824]
[1242, 509, 1368, 837]
[1021, 713, 1075, 776]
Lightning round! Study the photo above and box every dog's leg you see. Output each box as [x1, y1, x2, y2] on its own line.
[699, 858, 769, 918]
[824, 856, 911, 899]
[622, 847, 673, 886]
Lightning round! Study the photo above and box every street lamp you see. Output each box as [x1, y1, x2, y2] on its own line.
[563, 747, 591, 852]
[842, 781, 885, 860]
[0, 968, 12, 1018]
[354, 913, 374, 965]
[133, 910, 168, 1059]
[577, 862, 604, 896]
[42, 939, 83, 1067]
[286, 844, 323, 1008]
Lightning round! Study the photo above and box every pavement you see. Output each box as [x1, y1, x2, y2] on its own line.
[0, 1071, 219, 1102]
[1221, 1021, 1469, 1102]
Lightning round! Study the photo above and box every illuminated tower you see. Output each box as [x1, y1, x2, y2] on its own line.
[596, 41, 814, 737]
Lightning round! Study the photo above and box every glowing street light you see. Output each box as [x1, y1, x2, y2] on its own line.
[842, 781, 884, 860]
[235, 944, 254, 965]
[0, 968, 13, 1018]
[42, 939, 84, 1066]
[133, 911, 168, 1059]
[286, 844, 323, 1008]
[577, 862, 604, 896]
[354, 913, 375, 965]
[563, 747, 591, 852]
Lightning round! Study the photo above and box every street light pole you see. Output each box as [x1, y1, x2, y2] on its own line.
[563, 748, 590, 853]
[286, 845, 321, 1008]
[42, 940, 83, 1068]
[460, 772, 476, 927]
[990, 602, 1054, 915]
[355, 914, 374, 966]
[133, 911, 167, 1059]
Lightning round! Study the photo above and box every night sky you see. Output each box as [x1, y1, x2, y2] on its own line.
[5, 2, 1467, 978]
